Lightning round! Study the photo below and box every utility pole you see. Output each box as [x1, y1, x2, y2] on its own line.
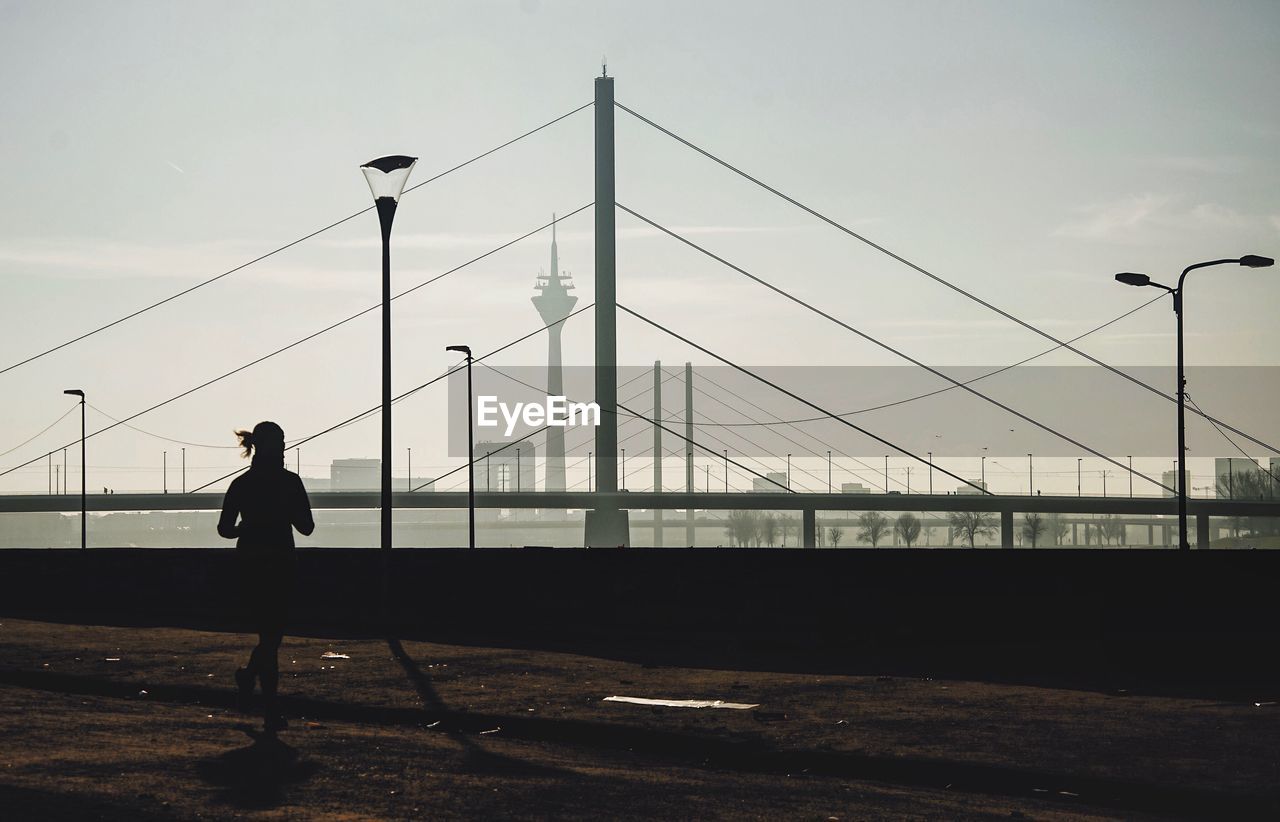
[685, 361, 694, 546]
[653, 360, 662, 546]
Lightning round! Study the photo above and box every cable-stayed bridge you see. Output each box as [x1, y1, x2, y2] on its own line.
[2, 72, 1278, 549]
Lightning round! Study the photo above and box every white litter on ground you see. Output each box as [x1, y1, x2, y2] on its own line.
[603, 696, 759, 710]
[321, 652, 350, 659]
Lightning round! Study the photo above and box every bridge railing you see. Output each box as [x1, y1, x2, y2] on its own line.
[2, 491, 1279, 549]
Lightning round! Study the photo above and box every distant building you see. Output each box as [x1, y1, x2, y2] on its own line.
[475, 441, 537, 492]
[956, 479, 987, 495]
[840, 482, 871, 494]
[300, 476, 331, 493]
[331, 459, 379, 491]
[1215, 458, 1260, 498]
[752, 472, 789, 493]
[1161, 469, 1191, 498]
[530, 219, 576, 492]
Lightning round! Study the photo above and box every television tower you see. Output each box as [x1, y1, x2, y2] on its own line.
[531, 215, 578, 492]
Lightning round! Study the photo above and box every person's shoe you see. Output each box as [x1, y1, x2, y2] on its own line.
[234, 667, 254, 712]
[264, 713, 289, 733]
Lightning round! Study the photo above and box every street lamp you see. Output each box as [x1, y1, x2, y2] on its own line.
[63, 389, 85, 550]
[787, 453, 791, 490]
[361, 154, 417, 556]
[1027, 453, 1033, 496]
[1115, 253, 1274, 549]
[1077, 458, 1082, 497]
[928, 451, 933, 495]
[827, 450, 832, 493]
[446, 345, 475, 549]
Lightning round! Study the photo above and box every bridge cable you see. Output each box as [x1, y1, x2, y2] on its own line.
[186, 303, 596, 494]
[472, 361, 792, 493]
[618, 206, 1174, 494]
[0, 102, 593, 378]
[617, 303, 992, 495]
[614, 102, 1276, 456]
[672, 365, 889, 491]
[675, 294, 1165, 427]
[0, 212, 590, 483]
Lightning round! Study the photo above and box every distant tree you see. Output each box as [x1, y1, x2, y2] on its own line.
[948, 510, 997, 548]
[1215, 468, 1279, 539]
[1047, 513, 1070, 546]
[725, 510, 759, 547]
[856, 511, 889, 548]
[778, 514, 794, 547]
[894, 512, 921, 547]
[828, 526, 843, 548]
[761, 513, 779, 547]
[1098, 514, 1126, 546]
[1021, 512, 1046, 548]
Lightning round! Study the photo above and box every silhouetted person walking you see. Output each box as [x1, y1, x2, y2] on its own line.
[217, 421, 314, 733]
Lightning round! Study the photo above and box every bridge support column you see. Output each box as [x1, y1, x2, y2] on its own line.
[1196, 512, 1210, 549]
[584, 70, 628, 547]
[802, 508, 816, 548]
[1000, 510, 1014, 548]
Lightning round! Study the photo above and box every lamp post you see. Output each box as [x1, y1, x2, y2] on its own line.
[587, 451, 592, 493]
[1028, 453, 1033, 496]
[723, 450, 728, 492]
[63, 389, 85, 550]
[1116, 254, 1274, 549]
[884, 455, 889, 493]
[620, 448, 625, 491]
[928, 451, 933, 494]
[980, 448, 987, 491]
[1077, 458, 1082, 497]
[827, 450, 832, 493]
[787, 453, 791, 490]
[361, 154, 417, 556]
[163, 451, 167, 494]
[446, 345, 475, 549]
[1127, 455, 1132, 498]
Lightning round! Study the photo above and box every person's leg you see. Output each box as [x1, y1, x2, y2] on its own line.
[260, 626, 285, 729]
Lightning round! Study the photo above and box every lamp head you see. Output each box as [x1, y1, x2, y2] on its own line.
[1115, 272, 1150, 287]
[445, 344, 472, 357]
[360, 155, 417, 202]
[1239, 254, 1274, 268]
[63, 389, 84, 398]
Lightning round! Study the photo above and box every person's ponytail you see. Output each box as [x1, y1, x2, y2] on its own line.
[235, 429, 254, 458]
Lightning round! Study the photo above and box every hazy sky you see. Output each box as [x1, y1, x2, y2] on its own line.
[1, 0, 1277, 496]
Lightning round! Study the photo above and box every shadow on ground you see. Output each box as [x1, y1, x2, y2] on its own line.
[195, 726, 319, 810]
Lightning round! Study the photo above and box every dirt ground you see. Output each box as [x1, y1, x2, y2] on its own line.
[1, 617, 1277, 820]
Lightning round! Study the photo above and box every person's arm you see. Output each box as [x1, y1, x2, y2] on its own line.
[217, 483, 240, 540]
[292, 474, 315, 537]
